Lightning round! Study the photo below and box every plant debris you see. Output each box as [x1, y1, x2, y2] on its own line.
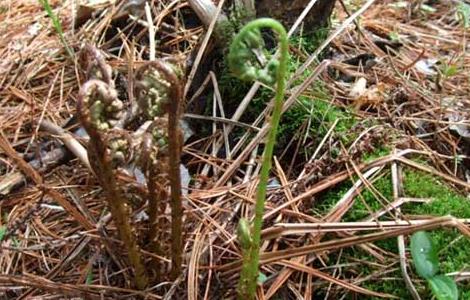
[0, 0, 469, 299]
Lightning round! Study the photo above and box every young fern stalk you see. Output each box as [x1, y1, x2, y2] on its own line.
[228, 18, 288, 299]
[78, 80, 148, 290]
[167, 75, 184, 280]
[135, 61, 184, 279]
[141, 127, 168, 281]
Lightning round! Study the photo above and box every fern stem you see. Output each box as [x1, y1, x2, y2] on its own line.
[229, 18, 288, 299]
[139, 61, 184, 279]
[78, 80, 148, 289]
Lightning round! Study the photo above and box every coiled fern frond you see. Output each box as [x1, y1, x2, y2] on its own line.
[228, 18, 289, 300]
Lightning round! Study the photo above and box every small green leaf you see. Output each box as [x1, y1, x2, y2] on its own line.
[410, 231, 439, 279]
[237, 218, 252, 250]
[257, 272, 268, 284]
[420, 4, 437, 13]
[443, 65, 458, 78]
[389, 31, 400, 42]
[428, 275, 459, 300]
[0, 226, 6, 241]
[86, 270, 93, 285]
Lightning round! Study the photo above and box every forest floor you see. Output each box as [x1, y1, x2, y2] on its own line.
[0, 0, 469, 299]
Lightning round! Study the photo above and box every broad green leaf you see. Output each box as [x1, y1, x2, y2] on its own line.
[428, 275, 459, 300]
[410, 231, 439, 279]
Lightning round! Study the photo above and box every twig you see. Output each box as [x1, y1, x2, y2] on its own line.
[0, 134, 94, 230]
[39, 120, 91, 171]
[392, 156, 420, 299]
[184, 0, 227, 98]
[145, 2, 156, 61]
[220, 215, 470, 271]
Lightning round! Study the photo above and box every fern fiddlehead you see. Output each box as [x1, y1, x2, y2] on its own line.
[228, 18, 288, 299]
[135, 61, 184, 279]
[78, 79, 149, 290]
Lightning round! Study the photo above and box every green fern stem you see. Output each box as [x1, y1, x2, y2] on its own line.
[228, 18, 288, 299]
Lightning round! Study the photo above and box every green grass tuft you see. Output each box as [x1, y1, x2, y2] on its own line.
[38, 0, 74, 59]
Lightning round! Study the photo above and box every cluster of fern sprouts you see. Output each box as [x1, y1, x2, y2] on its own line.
[78, 46, 183, 289]
[78, 15, 286, 297]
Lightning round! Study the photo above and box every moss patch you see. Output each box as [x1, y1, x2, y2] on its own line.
[313, 169, 470, 298]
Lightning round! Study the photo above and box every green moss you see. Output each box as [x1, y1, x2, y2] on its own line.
[403, 171, 470, 297]
[314, 169, 470, 298]
[350, 173, 394, 221]
[361, 269, 418, 299]
[362, 145, 391, 162]
[312, 182, 352, 218]
[215, 4, 254, 47]
[290, 26, 330, 57]
[277, 42, 356, 151]
[315, 172, 393, 222]
[404, 172, 469, 212]
[277, 90, 355, 148]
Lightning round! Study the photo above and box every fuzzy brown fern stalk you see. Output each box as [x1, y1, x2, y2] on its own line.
[140, 120, 169, 281]
[82, 44, 114, 86]
[135, 60, 184, 279]
[78, 79, 149, 290]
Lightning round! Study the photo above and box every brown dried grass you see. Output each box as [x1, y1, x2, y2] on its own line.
[0, 0, 469, 299]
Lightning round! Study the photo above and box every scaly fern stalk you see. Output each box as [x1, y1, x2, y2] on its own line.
[83, 44, 114, 87]
[140, 120, 169, 281]
[164, 67, 183, 280]
[136, 61, 184, 279]
[78, 80, 148, 290]
[228, 18, 288, 299]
